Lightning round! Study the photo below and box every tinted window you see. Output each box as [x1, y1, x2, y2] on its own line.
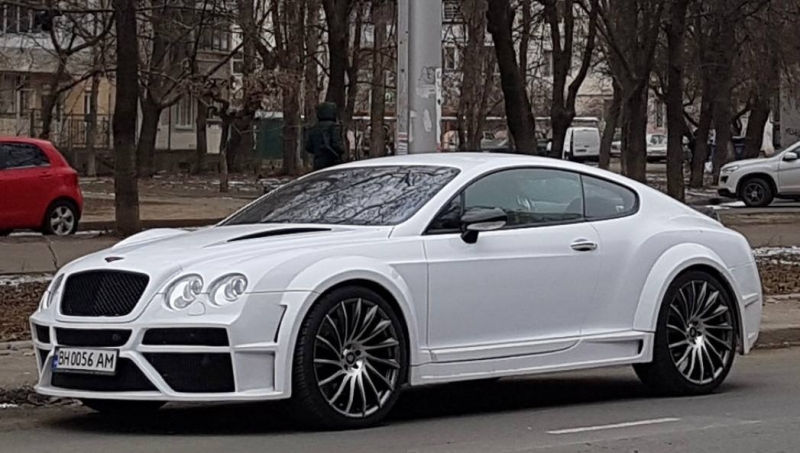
[222, 166, 460, 227]
[0, 143, 49, 170]
[582, 176, 637, 220]
[430, 168, 584, 231]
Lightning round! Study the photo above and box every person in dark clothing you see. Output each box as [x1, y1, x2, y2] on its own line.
[305, 102, 345, 170]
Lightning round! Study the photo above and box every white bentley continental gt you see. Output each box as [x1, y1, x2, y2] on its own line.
[30, 154, 762, 429]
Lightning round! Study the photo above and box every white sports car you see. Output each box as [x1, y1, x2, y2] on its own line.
[30, 154, 762, 429]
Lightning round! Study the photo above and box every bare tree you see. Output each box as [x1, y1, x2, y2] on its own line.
[540, 0, 599, 159]
[458, 0, 493, 151]
[487, 0, 538, 153]
[598, 0, 665, 182]
[322, 0, 354, 116]
[664, 0, 690, 201]
[368, 0, 391, 157]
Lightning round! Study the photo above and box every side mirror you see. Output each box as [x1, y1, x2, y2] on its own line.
[784, 152, 798, 162]
[460, 207, 507, 244]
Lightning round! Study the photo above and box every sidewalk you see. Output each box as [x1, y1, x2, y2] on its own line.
[1, 294, 798, 393]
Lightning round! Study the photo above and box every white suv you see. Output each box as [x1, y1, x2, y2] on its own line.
[718, 143, 800, 207]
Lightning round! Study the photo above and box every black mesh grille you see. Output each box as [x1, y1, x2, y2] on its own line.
[51, 358, 156, 392]
[34, 325, 50, 343]
[56, 328, 132, 347]
[144, 353, 235, 393]
[142, 328, 229, 347]
[61, 271, 149, 317]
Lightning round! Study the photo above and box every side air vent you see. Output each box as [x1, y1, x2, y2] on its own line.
[228, 228, 332, 243]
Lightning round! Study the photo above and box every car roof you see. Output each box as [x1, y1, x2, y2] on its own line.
[0, 136, 55, 147]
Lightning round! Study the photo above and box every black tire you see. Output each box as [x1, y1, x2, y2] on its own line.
[81, 399, 165, 417]
[739, 177, 774, 208]
[42, 200, 79, 236]
[634, 271, 737, 396]
[290, 286, 408, 430]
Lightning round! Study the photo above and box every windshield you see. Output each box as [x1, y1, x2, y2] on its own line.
[222, 165, 460, 227]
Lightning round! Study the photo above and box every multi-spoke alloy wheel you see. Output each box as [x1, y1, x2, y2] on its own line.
[635, 271, 738, 396]
[739, 177, 773, 208]
[291, 286, 407, 429]
[666, 280, 735, 385]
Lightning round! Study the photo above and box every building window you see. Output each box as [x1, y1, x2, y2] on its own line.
[175, 96, 195, 129]
[542, 50, 553, 78]
[2, 5, 35, 34]
[443, 0, 460, 22]
[443, 45, 458, 71]
[199, 25, 231, 52]
[0, 75, 18, 115]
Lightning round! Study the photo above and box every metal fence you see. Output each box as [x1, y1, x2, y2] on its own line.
[0, 110, 112, 150]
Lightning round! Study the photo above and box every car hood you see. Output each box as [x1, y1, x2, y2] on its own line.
[63, 224, 394, 280]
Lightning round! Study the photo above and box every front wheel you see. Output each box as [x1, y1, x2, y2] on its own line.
[290, 286, 408, 430]
[81, 399, 165, 417]
[634, 271, 737, 396]
[739, 177, 774, 208]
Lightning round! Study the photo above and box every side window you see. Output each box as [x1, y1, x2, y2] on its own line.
[582, 176, 638, 221]
[429, 168, 584, 232]
[0, 143, 50, 170]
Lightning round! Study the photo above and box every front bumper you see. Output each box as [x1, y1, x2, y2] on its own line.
[30, 291, 311, 402]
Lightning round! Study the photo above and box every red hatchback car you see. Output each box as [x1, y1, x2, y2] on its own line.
[0, 137, 83, 236]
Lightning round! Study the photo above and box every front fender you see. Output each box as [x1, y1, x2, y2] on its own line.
[632, 243, 746, 349]
[280, 256, 422, 366]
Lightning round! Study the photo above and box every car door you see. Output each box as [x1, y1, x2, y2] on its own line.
[574, 175, 641, 335]
[0, 142, 52, 228]
[424, 168, 601, 360]
[777, 151, 800, 195]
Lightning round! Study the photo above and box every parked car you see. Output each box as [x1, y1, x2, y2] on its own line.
[646, 134, 668, 161]
[561, 127, 601, 162]
[718, 141, 800, 207]
[0, 137, 83, 236]
[32, 154, 761, 429]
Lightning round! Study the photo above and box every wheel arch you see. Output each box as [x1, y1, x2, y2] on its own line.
[277, 257, 422, 392]
[633, 244, 746, 354]
[42, 196, 81, 222]
[736, 172, 777, 196]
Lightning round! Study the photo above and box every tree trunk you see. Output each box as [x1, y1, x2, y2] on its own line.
[518, 0, 532, 86]
[323, 0, 352, 116]
[303, 0, 322, 168]
[39, 61, 67, 141]
[665, 0, 689, 201]
[487, 0, 537, 154]
[369, 0, 389, 158]
[194, 99, 208, 174]
[744, 97, 770, 160]
[460, 0, 490, 151]
[622, 86, 648, 183]
[599, 81, 621, 170]
[86, 72, 101, 177]
[112, 0, 141, 236]
[219, 107, 231, 193]
[136, 97, 161, 178]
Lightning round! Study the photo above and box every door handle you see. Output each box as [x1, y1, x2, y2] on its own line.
[571, 239, 598, 252]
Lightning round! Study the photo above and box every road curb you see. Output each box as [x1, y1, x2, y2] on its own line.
[0, 341, 33, 351]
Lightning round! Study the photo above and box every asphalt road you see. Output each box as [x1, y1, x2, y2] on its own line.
[1, 347, 799, 452]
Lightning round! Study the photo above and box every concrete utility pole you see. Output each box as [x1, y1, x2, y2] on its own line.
[396, 0, 442, 155]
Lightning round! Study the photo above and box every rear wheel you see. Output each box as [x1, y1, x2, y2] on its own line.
[739, 177, 774, 208]
[290, 286, 408, 430]
[634, 271, 737, 396]
[81, 399, 165, 417]
[42, 200, 78, 236]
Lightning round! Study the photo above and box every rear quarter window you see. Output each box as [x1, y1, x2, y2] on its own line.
[582, 175, 638, 221]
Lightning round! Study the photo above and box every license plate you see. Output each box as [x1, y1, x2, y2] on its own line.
[52, 348, 118, 375]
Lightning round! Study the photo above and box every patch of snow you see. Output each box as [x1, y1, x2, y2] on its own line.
[0, 274, 53, 286]
[0, 404, 19, 409]
[753, 246, 800, 258]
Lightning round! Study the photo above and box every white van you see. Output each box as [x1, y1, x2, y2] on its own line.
[562, 127, 601, 162]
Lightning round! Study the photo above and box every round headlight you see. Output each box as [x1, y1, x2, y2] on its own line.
[210, 274, 248, 306]
[42, 274, 64, 310]
[166, 275, 204, 310]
